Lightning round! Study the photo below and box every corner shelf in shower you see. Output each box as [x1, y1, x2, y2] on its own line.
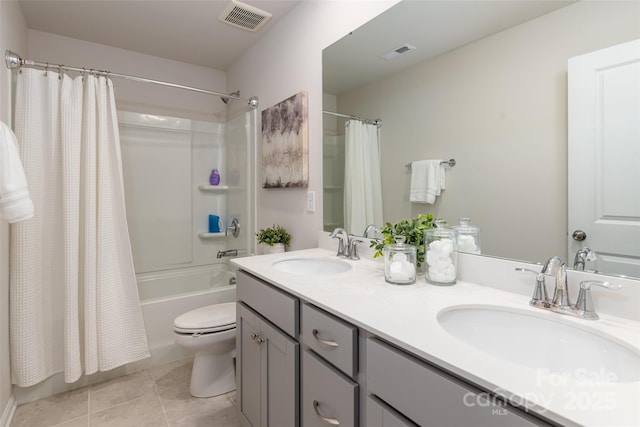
[197, 184, 230, 192]
[197, 232, 226, 239]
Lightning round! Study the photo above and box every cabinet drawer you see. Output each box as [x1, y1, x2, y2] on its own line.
[367, 395, 418, 427]
[367, 338, 551, 427]
[301, 303, 357, 378]
[237, 270, 298, 337]
[302, 350, 358, 427]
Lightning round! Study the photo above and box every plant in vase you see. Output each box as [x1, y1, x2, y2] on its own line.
[256, 224, 292, 254]
[370, 213, 434, 270]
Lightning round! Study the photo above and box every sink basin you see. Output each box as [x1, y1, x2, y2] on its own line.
[438, 305, 640, 383]
[272, 257, 352, 276]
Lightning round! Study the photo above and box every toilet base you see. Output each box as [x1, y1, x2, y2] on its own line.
[190, 349, 236, 398]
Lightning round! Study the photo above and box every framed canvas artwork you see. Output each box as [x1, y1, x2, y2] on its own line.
[261, 91, 309, 188]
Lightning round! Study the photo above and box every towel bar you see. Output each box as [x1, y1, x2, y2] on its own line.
[405, 159, 456, 170]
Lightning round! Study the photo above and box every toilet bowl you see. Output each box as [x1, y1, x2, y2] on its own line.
[173, 302, 236, 397]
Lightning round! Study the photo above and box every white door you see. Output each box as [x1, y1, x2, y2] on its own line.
[568, 39, 640, 277]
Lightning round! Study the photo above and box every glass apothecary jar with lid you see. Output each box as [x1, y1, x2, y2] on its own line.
[452, 217, 481, 254]
[383, 236, 417, 285]
[424, 220, 457, 286]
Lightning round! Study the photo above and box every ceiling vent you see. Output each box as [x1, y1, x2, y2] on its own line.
[379, 44, 417, 60]
[219, 0, 272, 32]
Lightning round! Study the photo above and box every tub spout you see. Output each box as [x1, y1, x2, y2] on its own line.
[217, 249, 238, 259]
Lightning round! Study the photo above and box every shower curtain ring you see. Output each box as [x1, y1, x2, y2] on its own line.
[58, 65, 62, 80]
[44, 62, 49, 76]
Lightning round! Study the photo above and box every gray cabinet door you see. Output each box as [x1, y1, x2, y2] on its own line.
[238, 303, 262, 427]
[261, 312, 299, 427]
[237, 303, 299, 427]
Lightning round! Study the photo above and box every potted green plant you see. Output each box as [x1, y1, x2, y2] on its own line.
[370, 213, 434, 270]
[256, 224, 292, 254]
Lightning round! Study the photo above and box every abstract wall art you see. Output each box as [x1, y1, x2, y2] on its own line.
[261, 91, 309, 188]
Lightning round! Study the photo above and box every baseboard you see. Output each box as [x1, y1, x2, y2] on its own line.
[0, 394, 16, 427]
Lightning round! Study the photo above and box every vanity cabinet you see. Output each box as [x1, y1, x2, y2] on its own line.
[236, 271, 299, 427]
[236, 268, 554, 427]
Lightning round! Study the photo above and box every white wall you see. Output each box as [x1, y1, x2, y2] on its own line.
[336, 1, 640, 263]
[0, 1, 28, 422]
[28, 30, 228, 122]
[227, 0, 399, 250]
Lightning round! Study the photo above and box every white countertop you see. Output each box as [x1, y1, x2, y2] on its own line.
[232, 248, 640, 427]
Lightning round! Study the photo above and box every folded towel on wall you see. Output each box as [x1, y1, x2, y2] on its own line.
[409, 159, 445, 204]
[0, 121, 34, 223]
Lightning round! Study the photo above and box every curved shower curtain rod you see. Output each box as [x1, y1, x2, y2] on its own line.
[323, 110, 382, 128]
[5, 50, 259, 109]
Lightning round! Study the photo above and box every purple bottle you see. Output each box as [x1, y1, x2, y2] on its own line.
[209, 168, 221, 186]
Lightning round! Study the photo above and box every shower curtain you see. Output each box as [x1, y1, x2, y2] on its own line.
[10, 68, 149, 387]
[343, 119, 383, 235]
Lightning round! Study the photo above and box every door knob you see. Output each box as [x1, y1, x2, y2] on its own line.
[572, 230, 587, 241]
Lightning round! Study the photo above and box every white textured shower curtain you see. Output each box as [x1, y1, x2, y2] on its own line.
[344, 120, 383, 235]
[10, 68, 149, 387]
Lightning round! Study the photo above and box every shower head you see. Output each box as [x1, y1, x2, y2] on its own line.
[221, 90, 241, 104]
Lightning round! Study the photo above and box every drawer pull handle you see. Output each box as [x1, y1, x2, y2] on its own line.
[312, 329, 339, 347]
[313, 400, 340, 425]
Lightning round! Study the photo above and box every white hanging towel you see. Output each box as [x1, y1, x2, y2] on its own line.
[0, 121, 34, 223]
[409, 159, 445, 204]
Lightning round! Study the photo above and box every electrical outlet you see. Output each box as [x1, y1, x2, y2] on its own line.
[306, 191, 315, 213]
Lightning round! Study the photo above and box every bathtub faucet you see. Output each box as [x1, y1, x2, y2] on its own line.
[217, 249, 238, 259]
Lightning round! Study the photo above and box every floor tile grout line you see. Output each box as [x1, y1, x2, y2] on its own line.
[152, 375, 171, 427]
[87, 388, 91, 427]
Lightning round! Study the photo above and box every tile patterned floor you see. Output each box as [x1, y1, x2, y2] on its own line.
[11, 357, 241, 427]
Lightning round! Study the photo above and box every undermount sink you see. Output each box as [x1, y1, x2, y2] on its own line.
[438, 305, 640, 383]
[272, 257, 352, 276]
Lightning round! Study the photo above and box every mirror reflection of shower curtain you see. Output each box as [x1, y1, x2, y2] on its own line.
[10, 68, 149, 387]
[343, 120, 383, 235]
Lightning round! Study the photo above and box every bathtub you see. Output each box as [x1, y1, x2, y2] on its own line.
[139, 264, 237, 366]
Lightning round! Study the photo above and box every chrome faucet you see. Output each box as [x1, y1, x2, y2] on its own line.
[217, 249, 238, 259]
[362, 224, 381, 238]
[516, 255, 622, 320]
[329, 228, 351, 257]
[573, 247, 597, 271]
[541, 256, 572, 310]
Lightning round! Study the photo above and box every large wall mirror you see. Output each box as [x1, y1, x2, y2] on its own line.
[322, 0, 640, 279]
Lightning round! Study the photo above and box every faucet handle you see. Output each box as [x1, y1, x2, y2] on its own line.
[348, 237, 365, 260]
[575, 280, 622, 320]
[515, 267, 549, 307]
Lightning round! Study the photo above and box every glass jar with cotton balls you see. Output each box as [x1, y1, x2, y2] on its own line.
[452, 218, 481, 254]
[383, 236, 417, 285]
[424, 220, 458, 286]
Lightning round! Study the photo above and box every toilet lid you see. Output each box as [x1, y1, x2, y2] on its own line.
[173, 302, 236, 334]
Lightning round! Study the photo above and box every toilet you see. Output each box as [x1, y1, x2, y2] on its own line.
[173, 302, 236, 398]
